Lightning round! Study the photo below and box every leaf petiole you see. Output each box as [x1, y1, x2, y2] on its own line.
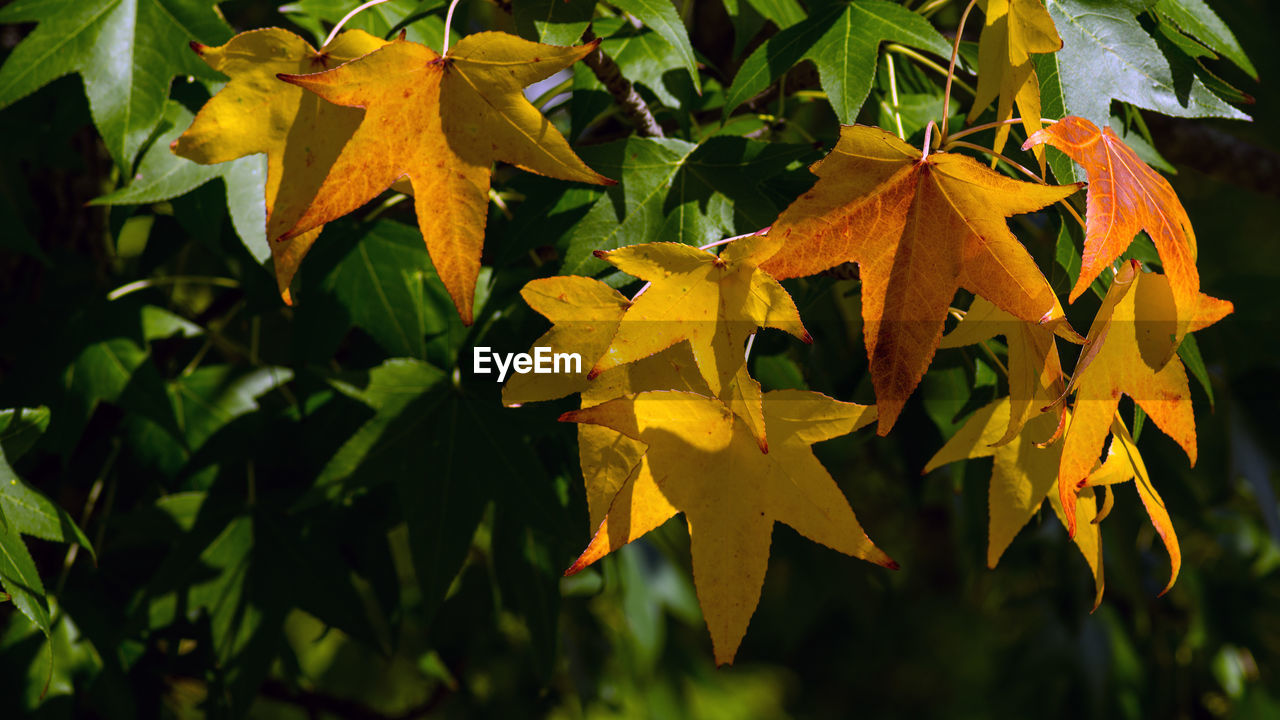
[946, 117, 1059, 145]
[939, 0, 979, 143]
[322, 0, 394, 49]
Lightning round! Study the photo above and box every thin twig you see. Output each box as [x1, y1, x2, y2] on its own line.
[581, 28, 664, 137]
[323, 0, 393, 48]
[945, 139, 1087, 229]
[946, 117, 1057, 144]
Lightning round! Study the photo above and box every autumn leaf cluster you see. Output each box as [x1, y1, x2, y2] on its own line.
[0, 0, 1260, 695]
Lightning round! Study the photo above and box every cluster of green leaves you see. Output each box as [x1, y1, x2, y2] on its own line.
[0, 0, 1277, 717]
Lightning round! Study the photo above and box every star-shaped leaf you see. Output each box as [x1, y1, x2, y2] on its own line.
[0, 0, 232, 169]
[1025, 115, 1203, 343]
[279, 32, 614, 323]
[762, 125, 1081, 434]
[562, 390, 893, 664]
[172, 28, 390, 302]
[924, 398, 1103, 605]
[724, 0, 951, 123]
[589, 236, 810, 404]
[502, 275, 764, 523]
[1057, 260, 1232, 533]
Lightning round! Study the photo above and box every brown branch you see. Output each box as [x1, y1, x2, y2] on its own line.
[581, 28, 664, 138]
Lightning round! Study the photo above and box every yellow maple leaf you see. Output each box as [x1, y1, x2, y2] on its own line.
[278, 32, 615, 324]
[562, 390, 893, 664]
[762, 125, 1081, 434]
[588, 237, 809, 448]
[939, 295, 1072, 446]
[171, 28, 390, 303]
[969, 0, 1063, 160]
[1086, 414, 1181, 594]
[1058, 260, 1232, 534]
[925, 398, 1103, 606]
[502, 274, 763, 525]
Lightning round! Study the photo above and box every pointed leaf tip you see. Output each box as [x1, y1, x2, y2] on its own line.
[592, 249, 610, 260]
[189, 41, 206, 55]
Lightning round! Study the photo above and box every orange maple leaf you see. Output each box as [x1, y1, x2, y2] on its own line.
[279, 32, 614, 324]
[1057, 260, 1232, 535]
[762, 125, 1081, 434]
[1024, 116, 1201, 344]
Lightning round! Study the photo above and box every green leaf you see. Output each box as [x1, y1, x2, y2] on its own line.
[309, 360, 501, 628]
[724, 0, 950, 124]
[612, 0, 702, 92]
[310, 220, 463, 361]
[0, 0, 233, 169]
[1177, 332, 1214, 407]
[559, 136, 816, 276]
[512, 0, 595, 46]
[743, 0, 805, 29]
[0, 451, 52, 639]
[600, 20, 690, 108]
[90, 101, 270, 264]
[0, 508, 51, 638]
[279, 0, 447, 48]
[1, 451, 93, 559]
[1155, 0, 1256, 78]
[168, 366, 293, 451]
[1034, 51, 1083, 184]
[1042, 0, 1249, 127]
[0, 408, 51, 462]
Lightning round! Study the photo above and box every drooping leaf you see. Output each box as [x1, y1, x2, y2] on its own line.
[762, 125, 1081, 434]
[939, 295, 1070, 446]
[562, 390, 893, 664]
[1040, 0, 1248, 127]
[1025, 116, 1203, 345]
[968, 0, 1063, 159]
[278, 32, 614, 324]
[1086, 414, 1179, 593]
[724, 0, 951, 123]
[924, 398, 1103, 605]
[0, 0, 232, 169]
[611, 0, 701, 91]
[172, 28, 392, 301]
[1057, 261, 1232, 533]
